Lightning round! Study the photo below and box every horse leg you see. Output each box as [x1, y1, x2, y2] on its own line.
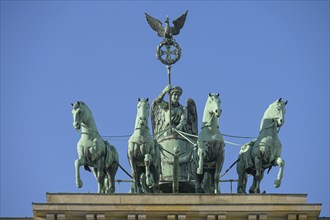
[214, 144, 224, 194]
[144, 153, 154, 191]
[208, 170, 216, 194]
[214, 169, 220, 194]
[128, 142, 139, 193]
[237, 172, 247, 193]
[197, 142, 205, 175]
[98, 171, 106, 194]
[274, 157, 285, 188]
[249, 171, 264, 193]
[249, 175, 257, 193]
[74, 158, 85, 188]
[195, 170, 204, 193]
[259, 171, 265, 193]
[254, 154, 263, 180]
[236, 158, 247, 193]
[92, 167, 99, 192]
[107, 165, 117, 193]
[134, 167, 142, 193]
[256, 171, 264, 193]
[242, 172, 247, 193]
[151, 150, 161, 193]
[103, 174, 110, 193]
[128, 143, 137, 181]
[92, 166, 105, 194]
[150, 164, 160, 193]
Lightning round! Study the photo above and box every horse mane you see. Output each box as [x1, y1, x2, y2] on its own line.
[202, 94, 220, 128]
[134, 98, 150, 130]
[78, 101, 92, 117]
[259, 100, 283, 132]
[77, 101, 98, 130]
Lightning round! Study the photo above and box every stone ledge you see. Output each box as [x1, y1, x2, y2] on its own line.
[31, 193, 321, 220]
[46, 193, 308, 204]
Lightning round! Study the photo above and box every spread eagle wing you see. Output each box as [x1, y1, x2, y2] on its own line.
[171, 10, 188, 36]
[185, 98, 198, 136]
[145, 13, 165, 37]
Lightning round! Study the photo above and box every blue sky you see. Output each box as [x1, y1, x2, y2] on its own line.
[1, 0, 329, 218]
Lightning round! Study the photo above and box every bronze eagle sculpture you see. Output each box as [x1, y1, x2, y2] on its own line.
[145, 11, 188, 39]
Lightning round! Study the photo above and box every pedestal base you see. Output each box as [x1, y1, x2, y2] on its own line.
[33, 193, 322, 220]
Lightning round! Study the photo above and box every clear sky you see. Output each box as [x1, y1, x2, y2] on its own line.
[1, 0, 329, 218]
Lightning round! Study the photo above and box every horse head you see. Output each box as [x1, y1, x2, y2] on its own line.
[207, 93, 222, 118]
[261, 98, 288, 130]
[71, 101, 84, 131]
[135, 98, 150, 129]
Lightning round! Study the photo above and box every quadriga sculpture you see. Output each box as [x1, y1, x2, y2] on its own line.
[236, 98, 288, 193]
[71, 101, 119, 193]
[195, 93, 225, 193]
[128, 98, 161, 193]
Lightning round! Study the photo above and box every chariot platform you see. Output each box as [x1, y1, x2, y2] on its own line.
[32, 193, 321, 220]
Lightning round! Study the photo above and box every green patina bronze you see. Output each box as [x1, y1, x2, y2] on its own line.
[151, 85, 198, 193]
[70, 12, 290, 195]
[236, 98, 288, 194]
[71, 101, 119, 193]
[145, 11, 187, 65]
[128, 98, 161, 193]
[195, 93, 225, 194]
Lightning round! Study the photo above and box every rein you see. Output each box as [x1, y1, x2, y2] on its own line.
[201, 112, 216, 129]
[134, 126, 150, 131]
[79, 123, 100, 135]
[260, 119, 282, 134]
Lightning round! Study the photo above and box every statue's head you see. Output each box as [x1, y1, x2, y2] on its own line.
[170, 86, 183, 105]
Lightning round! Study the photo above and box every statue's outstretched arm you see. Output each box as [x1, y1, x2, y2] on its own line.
[154, 85, 171, 103]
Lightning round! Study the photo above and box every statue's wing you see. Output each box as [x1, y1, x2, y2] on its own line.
[151, 101, 166, 135]
[185, 98, 198, 136]
[171, 10, 188, 36]
[145, 13, 165, 37]
[151, 101, 157, 135]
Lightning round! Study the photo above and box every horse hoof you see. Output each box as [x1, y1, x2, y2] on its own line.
[274, 179, 281, 188]
[237, 187, 246, 193]
[195, 187, 205, 193]
[108, 187, 115, 193]
[76, 179, 83, 188]
[197, 168, 203, 175]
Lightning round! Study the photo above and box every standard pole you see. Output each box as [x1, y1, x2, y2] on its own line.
[167, 65, 172, 131]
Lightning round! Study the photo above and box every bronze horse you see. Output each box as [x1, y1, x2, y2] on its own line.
[128, 98, 161, 193]
[72, 101, 119, 193]
[236, 98, 287, 193]
[195, 93, 225, 193]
